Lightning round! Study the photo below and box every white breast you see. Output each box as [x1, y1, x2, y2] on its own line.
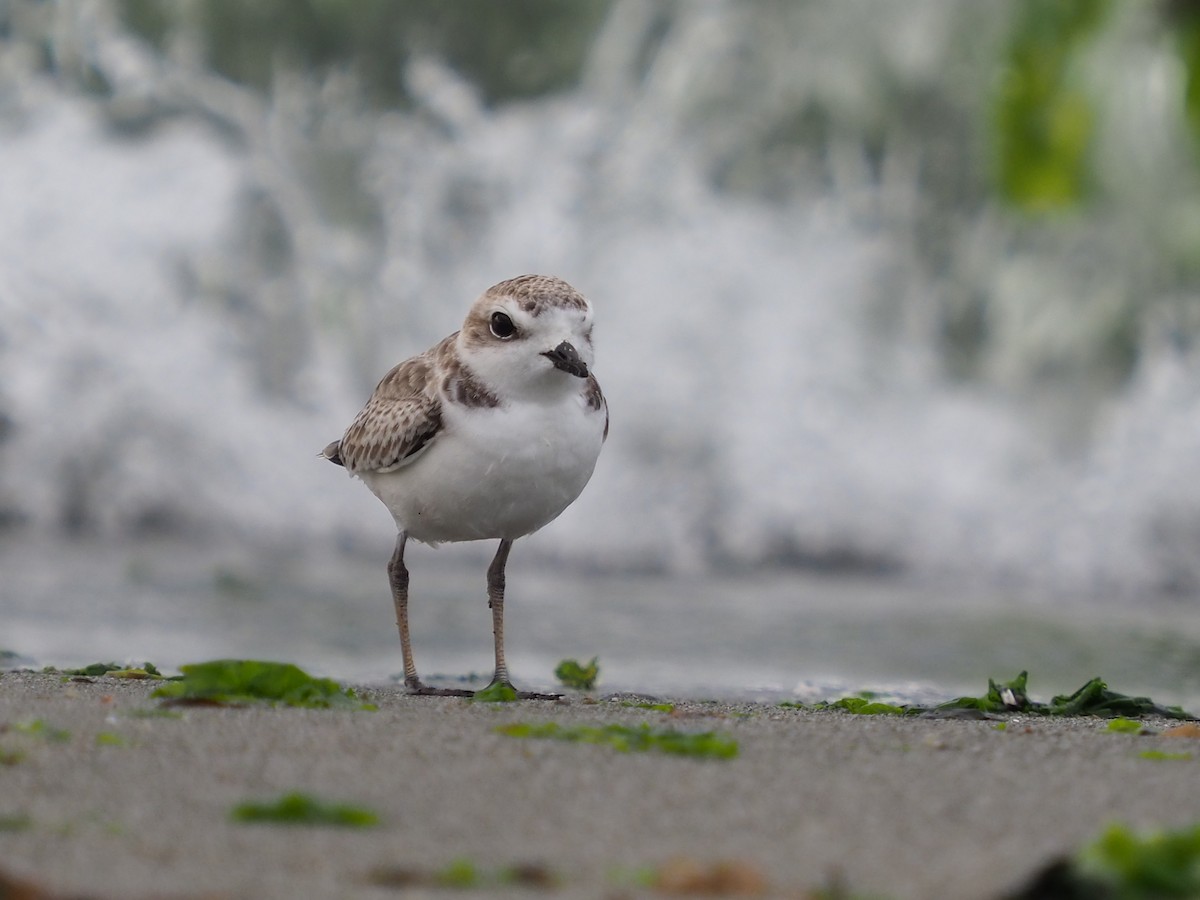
[360, 390, 605, 544]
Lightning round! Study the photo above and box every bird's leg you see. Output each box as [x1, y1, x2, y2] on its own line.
[389, 532, 471, 697]
[485, 539, 560, 701]
[388, 533, 418, 686]
[486, 539, 514, 688]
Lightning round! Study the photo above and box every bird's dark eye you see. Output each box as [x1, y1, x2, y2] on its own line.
[490, 311, 516, 339]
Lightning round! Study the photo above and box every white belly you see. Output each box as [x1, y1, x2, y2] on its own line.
[359, 394, 604, 544]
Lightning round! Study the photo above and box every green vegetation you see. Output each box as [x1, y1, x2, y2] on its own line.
[10, 719, 71, 743]
[51, 661, 164, 679]
[471, 681, 518, 703]
[1138, 750, 1193, 762]
[231, 792, 380, 827]
[1014, 821, 1200, 898]
[1, 720, 68, 764]
[0, 814, 32, 832]
[106, 663, 163, 679]
[820, 697, 908, 716]
[953, 672, 1194, 719]
[95, 732, 127, 747]
[931, 671, 1035, 715]
[620, 701, 676, 714]
[788, 673, 1195, 719]
[1083, 823, 1200, 894]
[371, 859, 559, 890]
[496, 722, 738, 760]
[1106, 718, 1146, 734]
[151, 660, 374, 710]
[435, 859, 480, 889]
[554, 657, 599, 691]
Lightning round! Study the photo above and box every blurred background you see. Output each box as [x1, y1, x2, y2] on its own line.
[4, 0, 1200, 703]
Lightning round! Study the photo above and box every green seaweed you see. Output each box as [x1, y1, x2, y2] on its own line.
[1081, 822, 1200, 894]
[107, 664, 163, 679]
[934, 671, 1032, 715]
[10, 719, 71, 743]
[472, 682, 518, 703]
[953, 672, 1194, 718]
[1044, 677, 1190, 719]
[95, 732, 127, 747]
[799, 673, 1194, 719]
[609, 865, 660, 889]
[1106, 718, 1146, 734]
[823, 697, 907, 716]
[781, 693, 908, 715]
[231, 792, 380, 827]
[1009, 821, 1200, 898]
[1138, 750, 1193, 762]
[437, 858, 480, 888]
[371, 859, 559, 890]
[55, 661, 163, 679]
[554, 657, 599, 690]
[0, 813, 32, 832]
[151, 660, 374, 710]
[620, 701, 676, 713]
[496, 721, 738, 759]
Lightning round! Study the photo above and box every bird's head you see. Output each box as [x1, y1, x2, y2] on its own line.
[458, 275, 596, 399]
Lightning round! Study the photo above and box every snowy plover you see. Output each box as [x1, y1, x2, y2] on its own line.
[322, 275, 608, 697]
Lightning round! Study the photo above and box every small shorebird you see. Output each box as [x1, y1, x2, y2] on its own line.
[321, 275, 608, 697]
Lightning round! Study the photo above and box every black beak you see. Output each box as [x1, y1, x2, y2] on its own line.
[541, 341, 589, 378]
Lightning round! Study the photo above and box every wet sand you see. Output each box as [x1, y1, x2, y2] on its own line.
[2, 671, 1199, 899]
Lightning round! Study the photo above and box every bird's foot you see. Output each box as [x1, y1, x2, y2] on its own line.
[403, 676, 562, 701]
[471, 679, 563, 702]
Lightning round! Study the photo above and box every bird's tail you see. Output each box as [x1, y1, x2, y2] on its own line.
[318, 440, 344, 467]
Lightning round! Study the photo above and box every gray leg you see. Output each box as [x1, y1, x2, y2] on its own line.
[387, 533, 418, 688]
[487, 539, 514, 687]
[389, 532, 471, 697]
[487, 539, 560, 700]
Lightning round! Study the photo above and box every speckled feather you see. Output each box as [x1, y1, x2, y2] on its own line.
[487, 273, 590, 319]
[324, 337, 450, 474]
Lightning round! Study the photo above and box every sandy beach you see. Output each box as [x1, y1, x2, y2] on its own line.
[2, 671, 1199, 899]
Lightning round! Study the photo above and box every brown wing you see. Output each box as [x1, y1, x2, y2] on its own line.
[324, 337, 452, 474]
